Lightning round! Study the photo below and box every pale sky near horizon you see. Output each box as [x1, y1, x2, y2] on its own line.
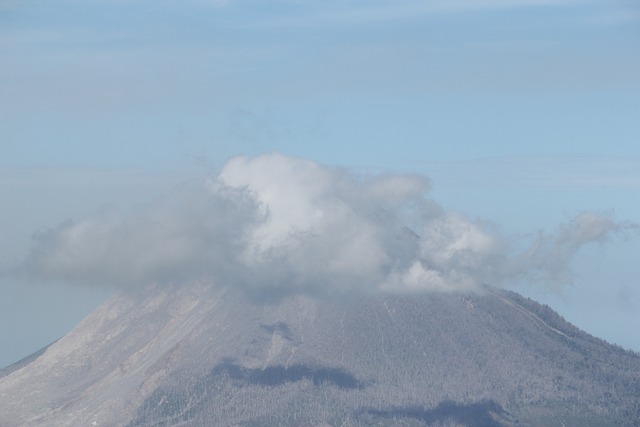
[1, 0, 640, 368]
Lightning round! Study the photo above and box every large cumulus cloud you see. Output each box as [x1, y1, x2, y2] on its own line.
[18, 153, 636, 297]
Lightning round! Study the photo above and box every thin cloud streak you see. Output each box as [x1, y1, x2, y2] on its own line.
[217, 0, 595, 30]
[416, 156, 640, 190]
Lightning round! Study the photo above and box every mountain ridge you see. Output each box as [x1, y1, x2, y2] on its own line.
[1, 284, 639, 426]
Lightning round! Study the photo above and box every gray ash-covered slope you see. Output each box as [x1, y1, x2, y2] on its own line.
[1, 284, 639, 427]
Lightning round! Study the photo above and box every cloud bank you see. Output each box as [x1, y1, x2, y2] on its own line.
[19, 153, 636, 297]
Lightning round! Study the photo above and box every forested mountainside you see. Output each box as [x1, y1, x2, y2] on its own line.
[1, 284, 639, 427]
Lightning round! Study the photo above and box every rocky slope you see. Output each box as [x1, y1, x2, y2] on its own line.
[1, 284, 639, 427]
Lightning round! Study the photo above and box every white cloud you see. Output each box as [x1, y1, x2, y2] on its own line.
[17, 153, 636, 297]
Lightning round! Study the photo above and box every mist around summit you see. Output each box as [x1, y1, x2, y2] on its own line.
[20, 153, 634, 299]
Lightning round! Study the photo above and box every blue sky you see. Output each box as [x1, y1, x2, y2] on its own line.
[1, 0, 639, 367]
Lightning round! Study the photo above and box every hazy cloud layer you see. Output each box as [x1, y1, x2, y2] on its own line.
[19, 154, 637, 297]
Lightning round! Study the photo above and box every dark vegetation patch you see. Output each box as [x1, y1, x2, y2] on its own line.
[213, 358, 364, 389]
[362, 399, 510, 427]
[129, 360, 365, 426]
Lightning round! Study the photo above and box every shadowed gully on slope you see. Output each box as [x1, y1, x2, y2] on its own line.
[211, 358, 365, 389]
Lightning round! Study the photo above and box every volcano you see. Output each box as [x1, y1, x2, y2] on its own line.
[1, 284, 639, 427]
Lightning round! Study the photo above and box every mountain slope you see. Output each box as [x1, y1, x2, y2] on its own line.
[1, 284, 639, 427]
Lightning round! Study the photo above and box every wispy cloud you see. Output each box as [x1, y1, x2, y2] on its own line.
[509, 212, 638, 288]
[419, 156, 640, 190]
[15, 154, 637, 298]
[214, 0, 591, 29]
[584, 9, 640, 26]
